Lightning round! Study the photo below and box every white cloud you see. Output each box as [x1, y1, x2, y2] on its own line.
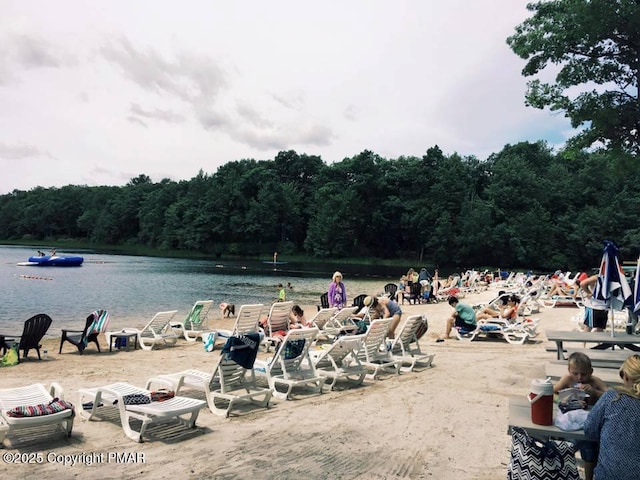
[129, 103, 185, 123]
[0, 0, 575, 193]
[0, 142, 50, 160]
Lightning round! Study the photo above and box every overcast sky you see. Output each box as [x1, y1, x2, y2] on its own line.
[0, 1, 572, 194]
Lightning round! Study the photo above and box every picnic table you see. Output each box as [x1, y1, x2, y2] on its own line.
[545, 330, 640, 360]
[507, 396, 586, 441]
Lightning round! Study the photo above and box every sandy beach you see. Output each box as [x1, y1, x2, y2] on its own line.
[1, 288, 583, 479]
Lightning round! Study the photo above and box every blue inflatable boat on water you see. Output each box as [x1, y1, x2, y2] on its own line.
[22, 255, 84, 267]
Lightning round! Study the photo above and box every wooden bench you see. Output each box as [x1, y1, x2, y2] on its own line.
[564, 348, 634, 367]
[545, 330, 640, 360]
[548, 357, 624, 369]
[545, 344, 566, 354]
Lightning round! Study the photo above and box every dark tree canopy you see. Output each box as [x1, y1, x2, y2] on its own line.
[2, 144, 640, 271]
[507, 0, 640, 154]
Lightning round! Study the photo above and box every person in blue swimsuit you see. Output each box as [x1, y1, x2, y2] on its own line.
[377, 295, 403, 339]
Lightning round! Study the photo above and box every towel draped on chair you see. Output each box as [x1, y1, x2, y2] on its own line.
[6, 398, 74, 418]
[82, 310, 110, 348]
[150, 390, 175, 402]
[221, 333, 261, 369]
[184, 303, 204, 329]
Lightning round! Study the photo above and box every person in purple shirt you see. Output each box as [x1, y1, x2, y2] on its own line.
[328, 271, 347, 310]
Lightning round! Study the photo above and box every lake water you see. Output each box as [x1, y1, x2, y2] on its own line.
[0, 245, 402, 336]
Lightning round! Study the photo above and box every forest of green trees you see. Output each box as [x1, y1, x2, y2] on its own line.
[2, 2, 638, 272]
[1, 142, 639, 271]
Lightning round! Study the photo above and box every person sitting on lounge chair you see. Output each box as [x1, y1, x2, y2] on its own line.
[476, 296, 509, 321]
[289, 305, 311, 329]
[395, 275, 412, 304]
[502, 295, 519, 320]
[438, 296, 477, 341]
[478, 294, 520, 322]
[546, 277, 575, 298]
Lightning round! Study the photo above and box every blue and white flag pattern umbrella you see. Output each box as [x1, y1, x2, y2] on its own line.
[634, 256, 640, 316]
[592, 240, 632, 336]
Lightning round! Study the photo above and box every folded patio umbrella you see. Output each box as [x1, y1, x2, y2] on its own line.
[634, 256, 640, 316]
[592, 240, 632, 337]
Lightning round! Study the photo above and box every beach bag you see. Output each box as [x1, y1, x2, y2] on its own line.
[120, 394, 151, 406]
[507, 427, 579, 480]
[284, 339, 305, 359]
[1, 345, 19, 367]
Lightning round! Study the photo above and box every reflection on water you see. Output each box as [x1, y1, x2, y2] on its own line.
[0, 245, 403, 335]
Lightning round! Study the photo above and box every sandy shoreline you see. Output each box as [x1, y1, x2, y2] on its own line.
[1, 289, 584, 479]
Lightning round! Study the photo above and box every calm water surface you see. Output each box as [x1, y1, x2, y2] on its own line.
[0, 246, 402, 336]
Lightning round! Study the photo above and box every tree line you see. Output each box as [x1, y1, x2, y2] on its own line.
[1, 142, 639, 271]
[3, 1, 639, 272]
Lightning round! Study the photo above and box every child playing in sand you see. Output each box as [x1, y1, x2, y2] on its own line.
[554, 352, 608, 480]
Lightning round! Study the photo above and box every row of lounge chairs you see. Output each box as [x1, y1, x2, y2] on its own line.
[0, 301, 216, 362]
[0, 303, 435, 446]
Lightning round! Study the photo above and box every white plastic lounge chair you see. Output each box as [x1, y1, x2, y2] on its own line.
[473, 291, 513, 312]
[357, 318, 400, 379]
[0, 383, 74, 446]
[517, 288, 543, 315]
[455, 316, 537, 345]
[254, 327, 323, 400]
[491, 271, 517, 290]
[435, 275, 464, 301]
[146, 333, 271, 417]
[78, 382, 206, 442]
[388, 314, 435, 373]
[309, 307, 338, 331]
[214, 303, 264, 342]
[180, 300, 214, 342]
[108, 310, 179, 351]
[542, 294, 584, 308]
[322, 306, 358, 340]
[310, 335, 366, 390]
[263, 301, 293, 352]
